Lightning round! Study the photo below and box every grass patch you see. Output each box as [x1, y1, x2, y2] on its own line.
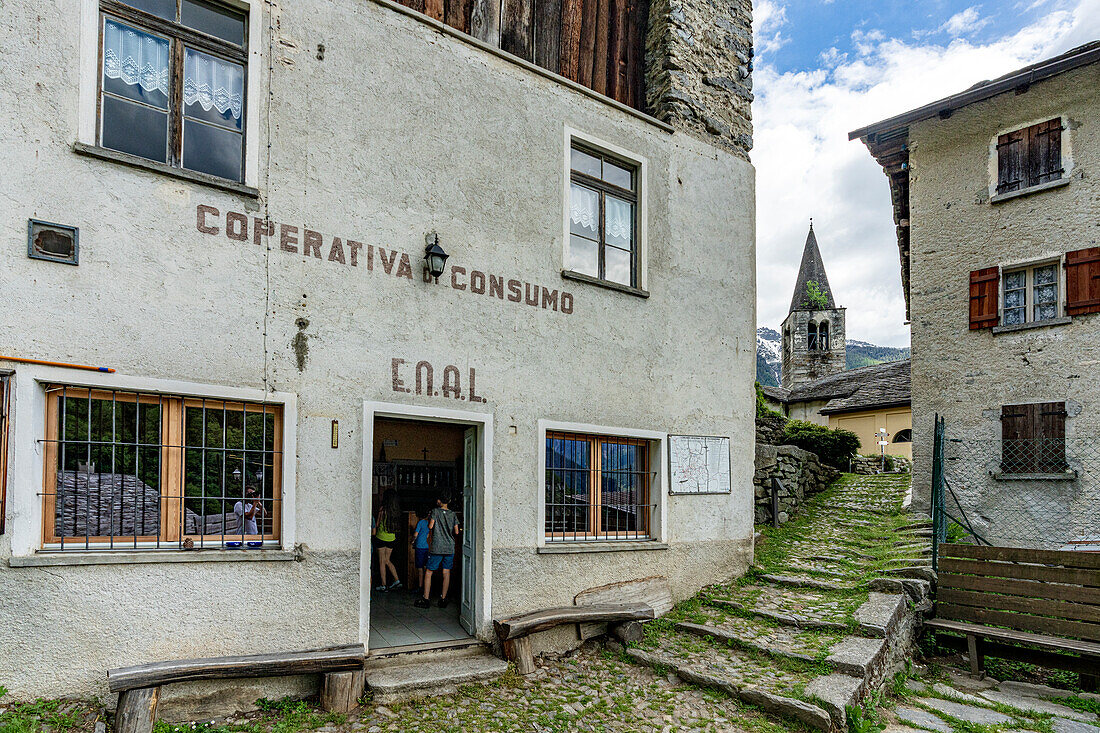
[0, 697, 86, 733]
[1051, 697, 1100, 717]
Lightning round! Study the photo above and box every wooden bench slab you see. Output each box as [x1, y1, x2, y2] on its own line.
[108, 643, 366, 692]
[494, 603, 655, 641]
[574, 576, 672, 640]
[494, 603, 654, 674]
[925, 618, 1100, 656]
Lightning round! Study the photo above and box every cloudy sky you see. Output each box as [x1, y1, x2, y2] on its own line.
[752, 0, 1100, 347]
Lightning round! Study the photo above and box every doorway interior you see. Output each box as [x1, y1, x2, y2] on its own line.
[369, 417, 477, 650]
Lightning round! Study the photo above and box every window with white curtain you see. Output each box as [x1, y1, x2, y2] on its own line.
[567, 143, 639, 288]
[98, 0, 247, 182]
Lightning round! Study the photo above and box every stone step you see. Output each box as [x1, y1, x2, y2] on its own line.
[676, 617, 886, 680]
[704, 585, 857, 632]
[758, 573, 859, 592]
[364, 644, 508, 703]
[625, 630, 837, 731]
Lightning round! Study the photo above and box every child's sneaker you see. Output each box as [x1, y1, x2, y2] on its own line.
[388, 580, 403, 590]
[414, 598, 430, 609]
[373, 584, 388, 592]
[438, 598, 449, 608]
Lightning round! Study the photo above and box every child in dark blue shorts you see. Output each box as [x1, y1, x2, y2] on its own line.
[411, 507, 431, 592]
[415, 494, 460, 609]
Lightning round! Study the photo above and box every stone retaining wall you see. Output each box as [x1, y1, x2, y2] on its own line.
[850, 454, 913, 475]
[753, 444, 839, 525]
[755, 415, 788, 447]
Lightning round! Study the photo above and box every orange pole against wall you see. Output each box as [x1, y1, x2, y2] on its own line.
[0, 356, 115, 373]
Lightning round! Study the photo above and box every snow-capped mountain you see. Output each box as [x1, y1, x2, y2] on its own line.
[755, 327, 910, 387]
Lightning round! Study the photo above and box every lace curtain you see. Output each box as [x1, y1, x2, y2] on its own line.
[103, 19, 169, 96]
[605, 197, 632, 246]
[570, 184, 598, 234]
[184, 48, 244, 122]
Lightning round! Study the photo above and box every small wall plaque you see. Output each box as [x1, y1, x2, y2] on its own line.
[28, 220, 79, 265]
[668, 435, 732, 495]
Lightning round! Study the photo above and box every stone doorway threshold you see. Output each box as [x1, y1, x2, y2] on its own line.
[365, 639, 508, 704]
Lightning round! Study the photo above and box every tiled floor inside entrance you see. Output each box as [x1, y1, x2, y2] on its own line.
[369, 588, 470, 649]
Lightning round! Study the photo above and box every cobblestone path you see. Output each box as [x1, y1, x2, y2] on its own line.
[627, 473, 930, 731]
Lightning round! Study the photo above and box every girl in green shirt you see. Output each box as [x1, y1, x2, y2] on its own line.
[372, 489, 402, 592]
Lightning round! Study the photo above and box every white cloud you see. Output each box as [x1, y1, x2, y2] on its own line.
[941, 6, 991, 37]
[754, 0, 790, 55]
[753, 0, 1100, 348]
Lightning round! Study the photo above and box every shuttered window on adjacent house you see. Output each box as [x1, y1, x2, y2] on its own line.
[996, 118, 1063, 194]
[1001, 402, 1067, 475]
[1066, 247, 1100, 316]
[969, 267, 1000, 329]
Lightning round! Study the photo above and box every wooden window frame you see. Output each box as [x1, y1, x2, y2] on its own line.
[42, 385, 282, 549]
[1001, 260, 1062, 326]
[96, 0, 248, 183]
[996, 118, 1064, 195]
[568, 142, 640, 288]
[0, 375, 9, 536]
[544, 430, 652, 542]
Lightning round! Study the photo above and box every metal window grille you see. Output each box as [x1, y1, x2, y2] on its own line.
[0, 374, 10, 535]
[40, 385, 282, 551]
[544, 431, 655, 542]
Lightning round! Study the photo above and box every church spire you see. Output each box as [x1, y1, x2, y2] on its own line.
[789, 221, 836, 312]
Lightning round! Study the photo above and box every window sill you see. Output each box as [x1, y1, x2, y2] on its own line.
[991, 177, 1069, 204]
[561, 270, 650, 298]
[989, 470, 1078, 481]
[8, 548, 297, 567]
[537, 541, 667, 554]
[73, 142, 260, 198]
[992, 315, 1073, 334]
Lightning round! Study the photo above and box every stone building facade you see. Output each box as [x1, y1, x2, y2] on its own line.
[852, 43, 1100, 545]
[0, 0, 755, 706]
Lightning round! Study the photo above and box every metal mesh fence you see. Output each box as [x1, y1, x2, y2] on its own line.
[940, 434, 1100, 550]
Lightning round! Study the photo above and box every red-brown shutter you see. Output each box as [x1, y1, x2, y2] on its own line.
[1066, 247, 1100, 316]
[1001, 404, 1032, 473]
[1038, 401, 1067, 472]
[1030, 118, 1064, 186]
[997, 129, 1025, 193]
[969, 267, 999, 330]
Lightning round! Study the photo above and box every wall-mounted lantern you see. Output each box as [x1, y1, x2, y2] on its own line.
[423, 232, 449, 281]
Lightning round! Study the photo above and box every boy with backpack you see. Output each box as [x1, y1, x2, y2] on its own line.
[414, 494, 460, 609]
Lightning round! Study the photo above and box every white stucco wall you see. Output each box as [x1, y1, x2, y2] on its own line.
[0, 0, 756, 702]
[907, 63, 1100, 533]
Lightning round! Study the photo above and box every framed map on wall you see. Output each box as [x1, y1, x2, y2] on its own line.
[668, 435, 732, 495]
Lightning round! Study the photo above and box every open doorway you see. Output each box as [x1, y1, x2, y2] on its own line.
[368, 417, 477, 650]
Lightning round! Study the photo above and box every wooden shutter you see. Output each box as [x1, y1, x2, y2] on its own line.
[997, 129, 1025, 193]
[1066, 247, 1100, 316]
[1030, 118, 1064, 186]
[1038, 401, 1067, 472]
[969, 267, 999, 330]
[1001, 402, 1067, 474]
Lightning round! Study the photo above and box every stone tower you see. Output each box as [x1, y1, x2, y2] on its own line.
[780, 224, 847, 388]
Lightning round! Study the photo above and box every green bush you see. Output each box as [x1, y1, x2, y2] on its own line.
[781, 420, 861, 469]
[755, 382, 783, 419]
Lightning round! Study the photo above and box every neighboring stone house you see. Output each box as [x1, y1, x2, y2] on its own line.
[851, 42, 1100, 546]
[0, 0, 756, 706]
[765, 224, 912, 458]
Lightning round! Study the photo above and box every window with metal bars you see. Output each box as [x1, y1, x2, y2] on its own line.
[42, 385, 282, 550]
[544, 431, 653, 541]
[0, 374, 10, 536]
[98, 0, 247, 182]
[567, 144, 639, 288]
[1000, 402, 1067, 475]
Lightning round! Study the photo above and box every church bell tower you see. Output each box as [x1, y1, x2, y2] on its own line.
[780, 223, 847, 388]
